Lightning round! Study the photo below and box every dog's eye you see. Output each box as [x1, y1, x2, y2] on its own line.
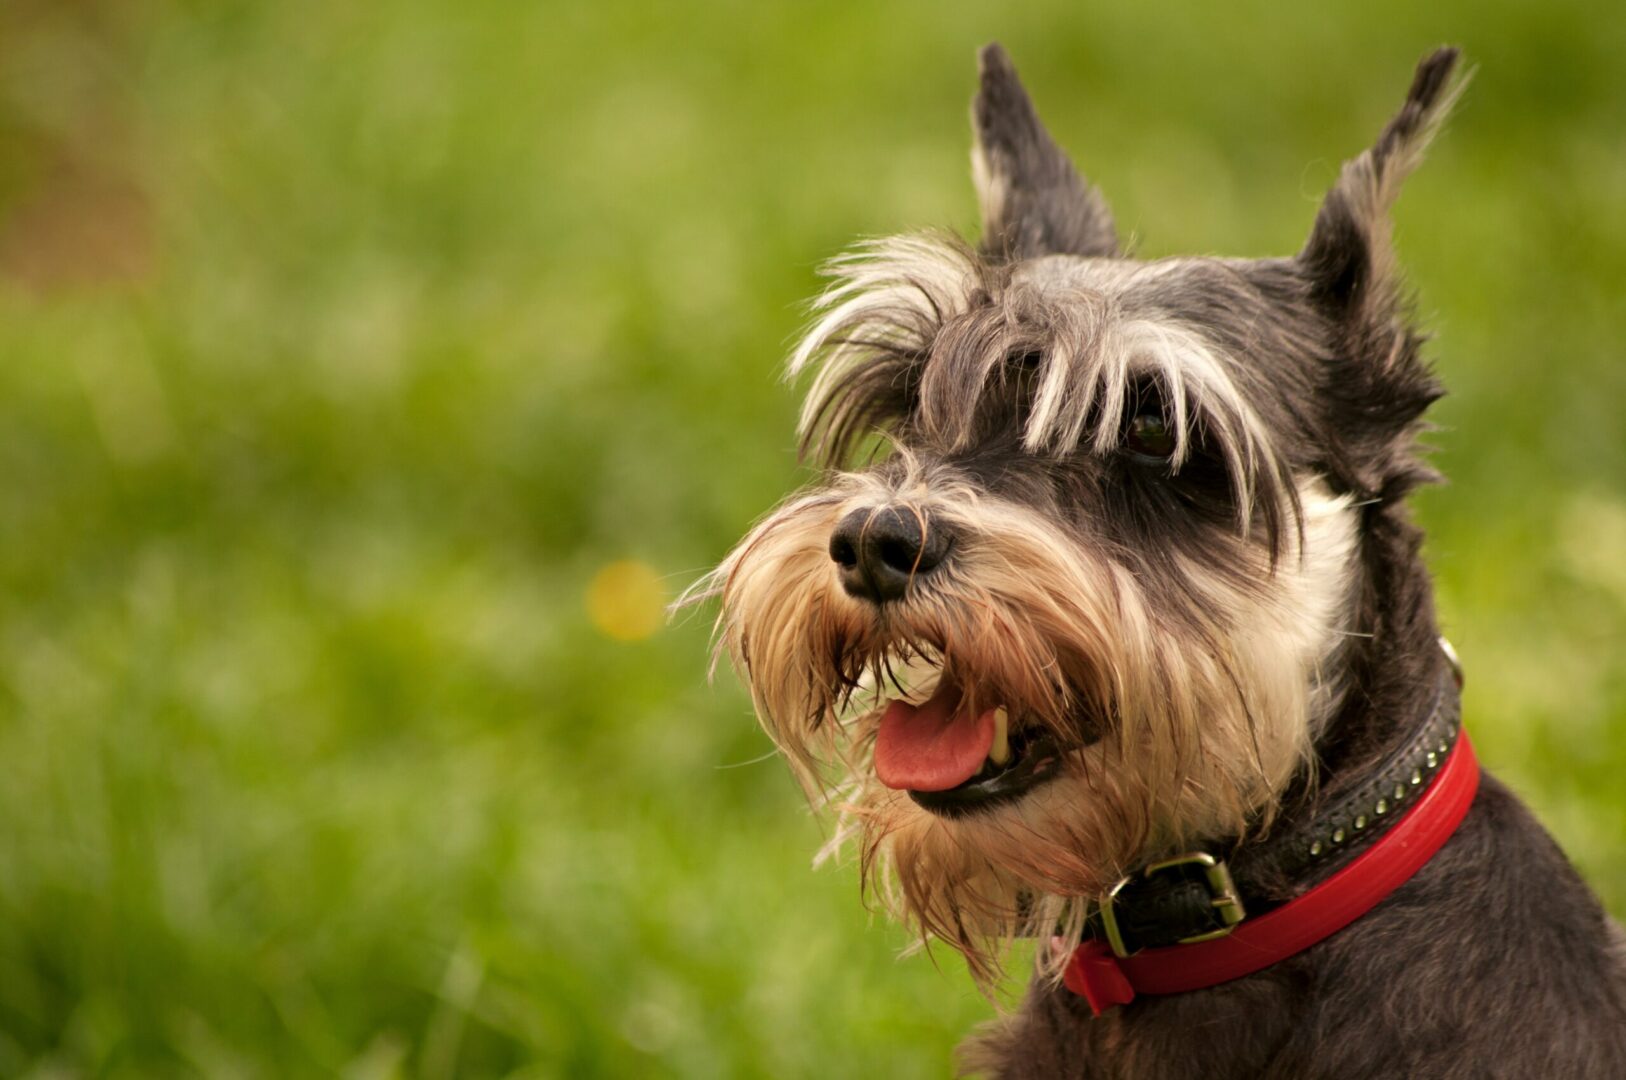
[1125, 411, 1176, 461]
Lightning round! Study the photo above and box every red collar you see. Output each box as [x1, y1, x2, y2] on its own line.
[1064, 733, 1481, 1015]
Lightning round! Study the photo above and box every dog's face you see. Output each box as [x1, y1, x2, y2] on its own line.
[694, 46, 1462, 980]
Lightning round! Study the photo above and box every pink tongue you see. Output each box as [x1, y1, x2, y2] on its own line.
[875, 680, 998, 792]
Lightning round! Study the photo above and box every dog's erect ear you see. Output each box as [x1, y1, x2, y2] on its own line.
[1299, 47, 1466, 319]
[972, 43, 1118, 260]
[1300, 48, 1467, 497]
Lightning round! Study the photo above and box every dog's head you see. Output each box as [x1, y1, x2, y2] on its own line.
[690, 45, 1464, 981]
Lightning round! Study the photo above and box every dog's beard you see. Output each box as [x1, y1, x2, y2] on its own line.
[690, 463, 1356, 985]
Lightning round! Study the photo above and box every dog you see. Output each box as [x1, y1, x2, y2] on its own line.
[688, 44, 1626, 1076]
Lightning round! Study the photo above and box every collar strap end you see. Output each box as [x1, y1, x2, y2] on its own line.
[1062, 939, 1135, 1015]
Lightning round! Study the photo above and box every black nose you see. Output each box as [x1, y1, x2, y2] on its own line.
[828, 506, 952, 604]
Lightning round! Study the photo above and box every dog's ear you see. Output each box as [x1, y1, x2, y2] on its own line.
[1299, 47, 1466, 323]
[1300, 47, 1467, 497]
[972, 43, 1118, 260]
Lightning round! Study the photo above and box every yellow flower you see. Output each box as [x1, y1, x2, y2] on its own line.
[585, 560, 665, 642]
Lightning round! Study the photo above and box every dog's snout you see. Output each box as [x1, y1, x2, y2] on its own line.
[829, 506, 951, 604]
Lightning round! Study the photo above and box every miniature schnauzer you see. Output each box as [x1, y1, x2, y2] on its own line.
[690, 44, 1626, 1076]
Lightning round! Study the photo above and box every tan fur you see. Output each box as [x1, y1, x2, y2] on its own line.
[684, 452, 1356, 985]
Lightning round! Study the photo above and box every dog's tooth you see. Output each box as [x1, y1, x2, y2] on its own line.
[989, 707, 1011, 766]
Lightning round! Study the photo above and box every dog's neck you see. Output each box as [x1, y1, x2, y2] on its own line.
[1079, 505, 1456, 959]
[1314, 507, 1445, 794]
[1247, 503, 1449, 899]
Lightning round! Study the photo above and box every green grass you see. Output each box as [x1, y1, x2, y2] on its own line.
[0, 2, 1621, 1076]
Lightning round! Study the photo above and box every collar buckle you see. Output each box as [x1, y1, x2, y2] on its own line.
[1099, 851, 1247, 958]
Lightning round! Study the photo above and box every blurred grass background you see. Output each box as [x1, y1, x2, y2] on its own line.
[0, 1, 1621, 1076]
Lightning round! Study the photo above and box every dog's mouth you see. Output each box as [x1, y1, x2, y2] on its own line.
[874, 674, 1069, 816]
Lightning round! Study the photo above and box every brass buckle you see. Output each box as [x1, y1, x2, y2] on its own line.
[1097, 852, 1246, 958]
